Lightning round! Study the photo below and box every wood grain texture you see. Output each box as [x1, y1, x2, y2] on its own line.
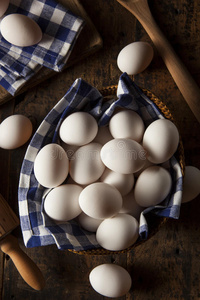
[0, 0, 200, 299]
[0, 195, 19, 239]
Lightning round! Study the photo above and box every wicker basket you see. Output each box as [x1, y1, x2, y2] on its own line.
[68, 85, 185, 255]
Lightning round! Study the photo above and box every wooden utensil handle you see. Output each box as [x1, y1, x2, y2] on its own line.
[117, 0, 200, 123]
[0, 235, 45, 290]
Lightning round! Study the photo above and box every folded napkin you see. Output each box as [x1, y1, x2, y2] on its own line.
[0, 0, 84, 95]
[18, 73, 183, 251]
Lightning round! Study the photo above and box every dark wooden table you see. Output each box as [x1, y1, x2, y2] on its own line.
[0, 0, 200, 299]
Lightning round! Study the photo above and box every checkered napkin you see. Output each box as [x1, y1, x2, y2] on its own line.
[18, 73, 183, 251]
[0, 0, 84, 95]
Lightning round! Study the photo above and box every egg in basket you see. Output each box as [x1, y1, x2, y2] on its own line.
[18, 73, 184, 254]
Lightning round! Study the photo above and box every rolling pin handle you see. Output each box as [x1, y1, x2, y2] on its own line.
[0, 234, 45, 291]
[116, 0, 200, 123]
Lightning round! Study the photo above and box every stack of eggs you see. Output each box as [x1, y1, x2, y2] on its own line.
[33, 108, 180, 252]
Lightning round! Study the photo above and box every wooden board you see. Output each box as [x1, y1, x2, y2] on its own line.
[0, 0, 103, 105]
[0, 194, 19, 239]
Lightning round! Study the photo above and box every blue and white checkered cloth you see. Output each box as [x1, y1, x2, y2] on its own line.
[18, 73, 183, 251]
[0, 0, 84, 95]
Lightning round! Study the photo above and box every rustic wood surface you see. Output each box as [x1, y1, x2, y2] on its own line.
[0, 194, 19, 238]
[0, 0, 200, 299]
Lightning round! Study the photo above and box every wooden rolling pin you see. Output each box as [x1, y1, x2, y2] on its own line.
[0, 193, 45, 290]
[116, 0, 200, 123]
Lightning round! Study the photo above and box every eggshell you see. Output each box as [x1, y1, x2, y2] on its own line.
[89, 264, 132, 298]
[93, 125, 113, 145]
[59, 112, 98, 146]
[70, 143, 105, 185]
[143, 119, 179, 164]
[96, 213, 139, 251]
[134, 159, 155, 177]
[134, 166, 172, 207]
[109, 110, 145, 142]
[100, 138, 147, 174]
[100, 168, 134, 196]
[79, 182, 122, 219]
[0, 114, 32, 149]
[1, 14, 42, 47]
[117, 41, 154, 75]
[34, 143, 69, 188]
[77, 212, 102, 232]
[44, 184, 82, 222]
[0, 0, 9, 17]
[120, 189, 143, 220]
[182, 166, 200, 203]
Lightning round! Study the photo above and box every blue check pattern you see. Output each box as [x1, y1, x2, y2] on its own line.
[0, 0, 84, 95]
[18, 73, 183, 251]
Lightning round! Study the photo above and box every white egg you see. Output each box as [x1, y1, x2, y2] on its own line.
[44, 184, 82, 222]
[1, 14, 42, 47]
[134, 166, 172, 207]
[59, 112, 98, 146]
[182, 166, 200, 203]
[134, 159, 155, 177]
[0, 114, 32, 149]
[100, 138, 147, 174]
[93, 125, 113, 145]
[0, 0, 9, 17]
[79, 182, 122, 219]
[70, 143, 105, 185]
[100, 168, 134, 196]
[143, 119, 179, 164]
[109, 110, 145, 142]
[96, 213, 139, 251]
[77, 212, 102, 232]
[66, 175, 91, 189]
[120, 189, 143, 220]
[89, 264, 132, 298]
[117, 41, 154, 75]
[34, 143, 69, 188]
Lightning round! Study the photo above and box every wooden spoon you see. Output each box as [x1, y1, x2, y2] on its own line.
[116, 0, 200, 123]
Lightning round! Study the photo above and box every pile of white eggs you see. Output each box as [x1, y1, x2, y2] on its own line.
[0, 106, 200, 255]
[33, 109, 181, 252]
